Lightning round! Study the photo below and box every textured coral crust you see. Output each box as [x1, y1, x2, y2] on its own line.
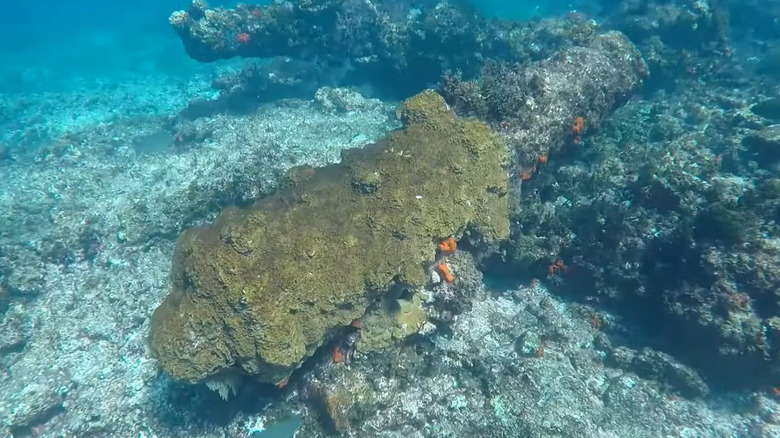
[148, 91, 510, 384]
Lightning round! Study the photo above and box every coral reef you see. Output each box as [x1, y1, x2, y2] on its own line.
[500, 69, 780, 390]
[601, 0, 731, 89]
[8, 1, 780, 437]
[299, 253, 760, 437]
[148, 90, 510, 385]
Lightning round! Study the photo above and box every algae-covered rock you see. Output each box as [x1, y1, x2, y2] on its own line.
[148, 90, 509, 384]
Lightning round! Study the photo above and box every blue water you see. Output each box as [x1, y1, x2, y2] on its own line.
[0, 0, 265, 94]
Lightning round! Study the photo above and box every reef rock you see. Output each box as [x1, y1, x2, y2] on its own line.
[148, 91, 510, 384]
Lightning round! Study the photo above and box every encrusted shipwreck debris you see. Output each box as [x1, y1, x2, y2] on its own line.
[148, 91, 510, 385]
[440, 31, 649, 163]
[169, 0, 509, 87]
[167, 0, 589, 94]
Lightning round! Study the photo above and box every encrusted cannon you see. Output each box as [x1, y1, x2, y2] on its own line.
[149, 91, 511, 384]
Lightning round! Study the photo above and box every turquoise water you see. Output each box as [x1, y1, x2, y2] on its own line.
[469, 0, 587, 19]
[0, 1, 264, 93]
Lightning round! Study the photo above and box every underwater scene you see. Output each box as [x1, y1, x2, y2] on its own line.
[3, 0, 780, 436]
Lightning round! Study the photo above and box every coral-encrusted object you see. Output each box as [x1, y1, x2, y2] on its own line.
[148, 91, 510, 385]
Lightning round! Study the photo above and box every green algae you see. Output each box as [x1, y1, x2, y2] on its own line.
[148, 90, 510, 384]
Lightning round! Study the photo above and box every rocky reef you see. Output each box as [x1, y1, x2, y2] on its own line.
[497, 74, 780, 391]
[148, 90, 510, 385]
[168, 0, 602, 96]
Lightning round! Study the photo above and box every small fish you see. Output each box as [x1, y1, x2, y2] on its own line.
[250, 414, 302, 438]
